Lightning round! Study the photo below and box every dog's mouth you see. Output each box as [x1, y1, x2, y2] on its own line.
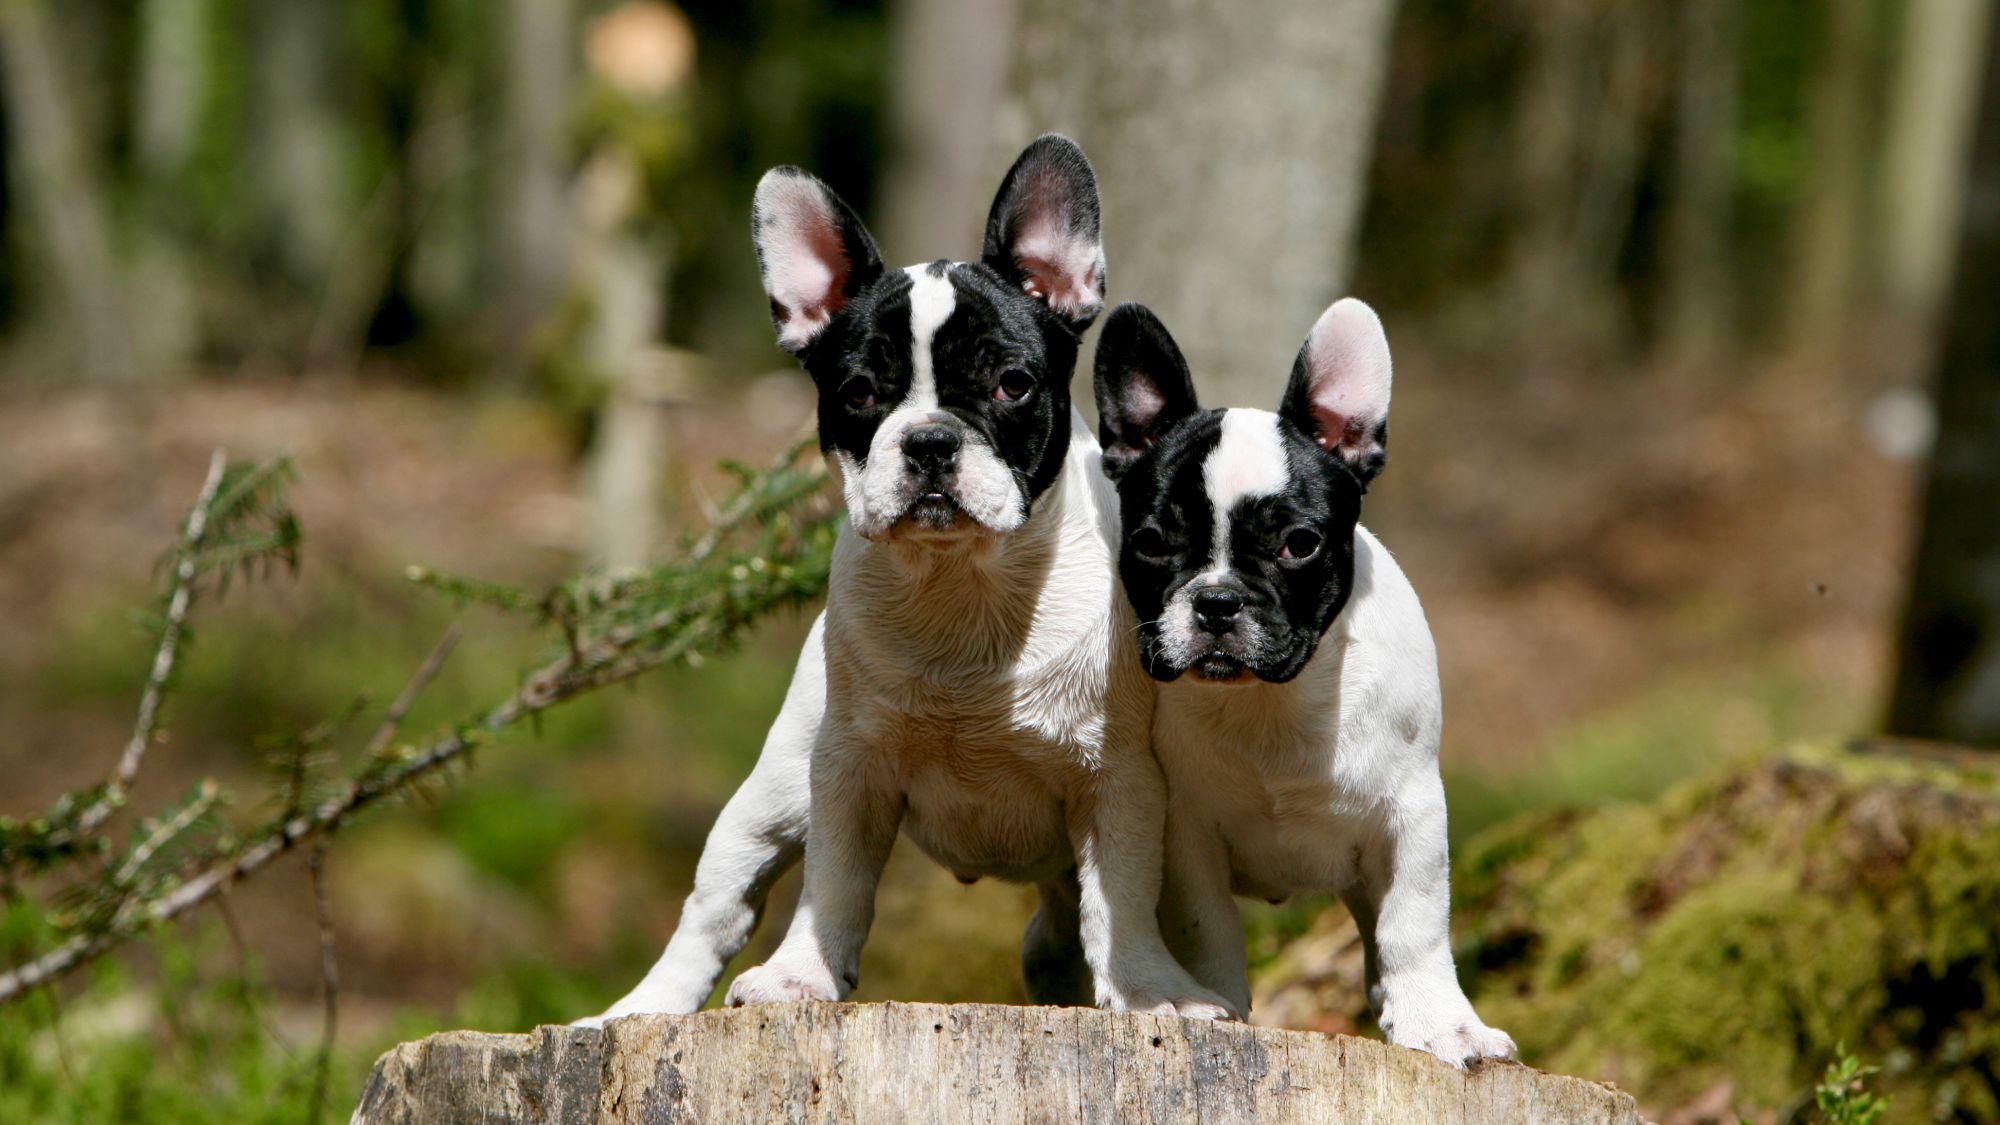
[890, 492, 979, 538]
[1191, 651, 1254, 683]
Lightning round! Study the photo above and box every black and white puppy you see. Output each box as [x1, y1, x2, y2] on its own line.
[1093, 299, 1517, 1065]
[580, 137, 1231, 1024]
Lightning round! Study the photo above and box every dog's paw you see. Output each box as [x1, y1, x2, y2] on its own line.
[1386, 1014, 1518, 1068]
[1103, 976, 1243, 1021]
[725, 962, 842, 1007]
[571, 985, 702, 1028]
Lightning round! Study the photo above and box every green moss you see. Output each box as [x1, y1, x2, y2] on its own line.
[1452, 744, 2000, 1122]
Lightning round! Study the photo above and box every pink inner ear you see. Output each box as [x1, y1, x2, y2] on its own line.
[1010, 217, 1103, 321]
[1300, 298, 1392, 459]
[759, 177, 855, 350]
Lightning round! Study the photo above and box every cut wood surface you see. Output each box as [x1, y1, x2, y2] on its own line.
[352, 1001, 1648, 1124]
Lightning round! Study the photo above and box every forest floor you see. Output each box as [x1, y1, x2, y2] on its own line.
[0, 339, 1918, 1117]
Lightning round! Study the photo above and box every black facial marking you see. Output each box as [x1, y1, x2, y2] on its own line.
[793, 261, 1078, 514]
[756, 137, 1103, 534]
[1116, 414, 1366, 683]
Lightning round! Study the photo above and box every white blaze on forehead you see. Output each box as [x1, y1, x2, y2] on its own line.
[903, 265, 957, 411]
[1199, 409, 1290, 570]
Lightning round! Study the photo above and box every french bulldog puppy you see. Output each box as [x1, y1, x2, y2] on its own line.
[580, 137, 1231, 1025]
[1092, 299, 1517, 1065]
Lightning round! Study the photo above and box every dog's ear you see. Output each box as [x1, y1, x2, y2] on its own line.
[1281, 298, 1392, 486]
[752, 167, 884, 355]
[982, 135, 1106, 333]
[1094, 303, 1199, 481]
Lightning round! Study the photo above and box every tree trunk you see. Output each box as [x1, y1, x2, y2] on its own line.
[131, 0, 210, 370]
[1786, 0, 1877, 348]
[877, 0, 1018, 265]
[1662, 0, 1739, 363]
[1887, 14, 2000, 748]
[495, 0, 575, 383]
[1506, 0, 1593, 338]
[0, 0, 137, 381]
[352, 1003, 1645, 1124]
[1880, 0, 1994, 326]
[996, 0, 1397, 407]
[253, 0, 348, 288]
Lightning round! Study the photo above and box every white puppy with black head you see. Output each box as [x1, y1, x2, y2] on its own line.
[580, 138, 1231, 1024]
[1091, 299, 1517, 1065]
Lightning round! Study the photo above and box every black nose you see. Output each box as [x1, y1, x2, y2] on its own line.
[903, 424, 961, 471]
[1193, 588, 1242, 629]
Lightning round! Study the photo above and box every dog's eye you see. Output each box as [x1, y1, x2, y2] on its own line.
[1131, 526, 1173, 560]
[1279, 527, 1323, 562]
[993, 369, 1037, 403]
[839, 375, 879, 410]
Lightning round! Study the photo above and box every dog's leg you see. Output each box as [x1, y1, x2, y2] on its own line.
[725, 738, 900, 1005]
[1351, 772, 1516, 1066]
[1158, 814, 1249, 1017]
[1020, 872, 1092, 1006]
[1337, 885, 1385, 1015]
[574, 617, 827, 1025]
[1071, 761, 1236, 1020]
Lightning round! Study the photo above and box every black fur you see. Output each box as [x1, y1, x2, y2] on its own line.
[1093, 304, 1377, 684]
[1093, 303, 1199, 481]
[981, 136, 1107, 334]
[751, 137, 1104, 524]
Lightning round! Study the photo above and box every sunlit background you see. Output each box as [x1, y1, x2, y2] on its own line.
[3, 1, 1995, 1121]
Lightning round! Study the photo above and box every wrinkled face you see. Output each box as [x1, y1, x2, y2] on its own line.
[1120, 408, 1364, 683]
[1092, 298, 1394, 685]
[803, 261, 1076, 541]
[751, 135, 1107, 546]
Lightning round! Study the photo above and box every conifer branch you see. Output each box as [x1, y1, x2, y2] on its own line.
[0, 435, 836, 1008]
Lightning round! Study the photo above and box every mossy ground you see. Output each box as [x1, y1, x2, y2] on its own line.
[1454, 743, 2000, 1123]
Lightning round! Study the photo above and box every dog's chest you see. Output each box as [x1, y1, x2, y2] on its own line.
[827, 604, 1118, 884]
[1157, 669, 1407, 899]
[1171, 725, 1381, 897]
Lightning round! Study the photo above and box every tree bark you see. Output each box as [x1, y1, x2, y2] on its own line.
[1787, 0, 1877, 348]
[996, 0, 1397, 407]
[0, 0, 137, 381]
[495, 0, 575, 383]
[1887, 13, 2000, 747]
[1662, 0, 1739, 363]
[877, 0, 1019, 265]
[1880, 0, 1995, 325]
[352, 1003, 1646, 1124]
[253, 0, 348, 288]
[130, 0, 210, 370]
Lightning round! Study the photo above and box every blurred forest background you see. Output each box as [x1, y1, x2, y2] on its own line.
[3, 0, 1998, 1122]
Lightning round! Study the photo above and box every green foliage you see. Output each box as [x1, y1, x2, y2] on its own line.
[1816, 1047, 1890, 1125]
[3, 438, 835, 1021]
[0, 921, 340, 1125]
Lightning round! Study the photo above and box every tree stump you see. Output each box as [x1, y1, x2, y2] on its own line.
[352, 1002, 1646, 1123]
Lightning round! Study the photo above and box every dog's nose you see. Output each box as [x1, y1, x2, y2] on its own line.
[903, 424, 962, 471]
[1193, 588, 1243, 629]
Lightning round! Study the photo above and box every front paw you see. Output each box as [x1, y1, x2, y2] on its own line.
[1383, 1008, 1517, 1067]
[1102, 974, 1243, 1021]
[725, 961, 842, 1007]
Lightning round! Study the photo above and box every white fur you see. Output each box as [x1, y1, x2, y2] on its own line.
[834, 266, 1028, 541]
[583, 410, 1232, 1024]
[1202, 409, 1290, 570]
[1153, 409, 1288, 670]
[1153, 525, 1516, 1066]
